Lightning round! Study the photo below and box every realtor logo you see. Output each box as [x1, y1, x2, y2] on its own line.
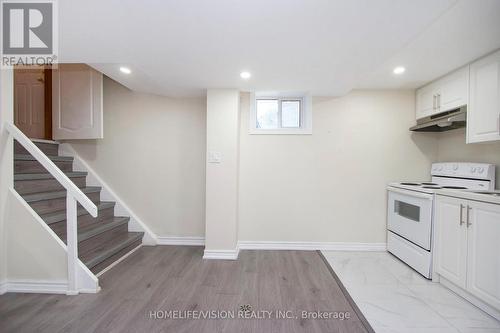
[1, 0, 58, 67]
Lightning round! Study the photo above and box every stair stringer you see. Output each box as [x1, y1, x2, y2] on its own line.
[8, 188, 100, 294]
[59, 143, 158, 246]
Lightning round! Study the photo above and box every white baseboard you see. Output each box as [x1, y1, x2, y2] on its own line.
[3, 279, 68, 294]
[0, 280, 6, 295]
[238, 241, 387, 251]
[203, 247, 239, 260]
[191, 241, 386, 260]
[157, 236, 205, 246]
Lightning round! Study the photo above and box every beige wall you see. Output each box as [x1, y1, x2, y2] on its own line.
[66, 77, 207, 237]
[238, 91, 438, 243]
[65, 84, 453, 246]
[205, 89, 240, 252]
[437, 128, 500, 188]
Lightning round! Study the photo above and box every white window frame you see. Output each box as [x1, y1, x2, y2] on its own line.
[249, 92, 312, 135]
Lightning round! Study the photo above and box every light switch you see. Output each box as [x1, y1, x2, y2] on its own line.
[208, 151, 222, 163]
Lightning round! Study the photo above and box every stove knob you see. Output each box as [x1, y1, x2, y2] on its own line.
[471, 167, 477, 173]
[478, 167, 484, 173]
[453, 164, 459, 171]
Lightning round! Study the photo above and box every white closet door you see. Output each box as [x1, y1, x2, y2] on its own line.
[52, 64, 103, 140]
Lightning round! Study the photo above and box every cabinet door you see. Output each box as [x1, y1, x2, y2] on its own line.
[466, 201, 500, 310]
[467, 50, 500, 143]
[438, 66, 469, 113]
[52, 64, 103, 140]
[416, 84, 436, 119]
[434, 196, 468, 288]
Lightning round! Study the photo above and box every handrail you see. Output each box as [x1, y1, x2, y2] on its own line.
[5, 122, 97, 294]
[6, 122, 97, 216]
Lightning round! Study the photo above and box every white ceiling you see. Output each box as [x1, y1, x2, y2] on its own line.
[58, 0, 500, 97]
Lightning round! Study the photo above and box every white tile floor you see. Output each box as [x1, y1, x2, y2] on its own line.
[322, 251, 500, 333]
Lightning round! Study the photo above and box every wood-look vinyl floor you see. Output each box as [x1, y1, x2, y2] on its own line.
[0, 246, 372, 333]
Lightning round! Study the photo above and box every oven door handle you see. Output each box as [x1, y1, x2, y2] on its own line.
[387, 187, 433, 200]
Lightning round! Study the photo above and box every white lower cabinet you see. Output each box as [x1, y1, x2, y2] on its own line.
[466, 200, 500, 310]
[435, 195, 500, 312]
[434, 196, 467, 289]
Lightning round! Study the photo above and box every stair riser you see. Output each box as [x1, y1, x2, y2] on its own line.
[14, 139, 142, 279]
[14, 177, 86, 195]
[14, 141, 58, 156]
[29, 192, 101, 215]
[15, 160, 73, 174]
[79, 224, 129, 255]
[90, 239, 141, 274]
[50, 207, 115, 237]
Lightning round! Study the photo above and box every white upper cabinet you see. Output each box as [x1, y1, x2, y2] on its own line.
[438, 66, 469, 113]
[416, 83, 437, 119]
[52, 64, 104, 140]
[467, 50, 500, 143]
[415, 66, 468, 120]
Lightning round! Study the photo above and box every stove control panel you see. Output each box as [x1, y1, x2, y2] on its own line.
[431, 162, 495, 181]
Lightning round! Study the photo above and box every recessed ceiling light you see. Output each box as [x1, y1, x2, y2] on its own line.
[393, 66, 406, 75]
[120, 66, 131, 74]
[240, 71, 251, 79]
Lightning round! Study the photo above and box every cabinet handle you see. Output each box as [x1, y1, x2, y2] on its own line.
[433, 95, 436, 110]
[437, 94, 441, 110]
[459, 204, 465, 225]
[466, 206, 472, 227]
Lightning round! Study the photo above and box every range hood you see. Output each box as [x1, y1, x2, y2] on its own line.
[410, 107, 467, 132]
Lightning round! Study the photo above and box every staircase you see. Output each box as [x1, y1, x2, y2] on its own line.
[14, 139, 144, 275]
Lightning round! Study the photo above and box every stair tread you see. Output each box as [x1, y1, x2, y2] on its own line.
[29, 138, 59, 145]
[41, 201, 115, 225]
[22, 186, 101, 203]
[14, 154, 73, 162]
[14, 171, 87, 180]
[81, 232, 144, 269]
[15, 139, 140, 277]
[60, 216, 130, 243]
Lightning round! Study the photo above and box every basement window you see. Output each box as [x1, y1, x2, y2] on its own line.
[250, 93, 312, 134]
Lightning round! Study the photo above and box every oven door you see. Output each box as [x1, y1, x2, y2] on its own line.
[387, 187, 433, 251]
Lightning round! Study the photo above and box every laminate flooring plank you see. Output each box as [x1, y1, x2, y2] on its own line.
[0, 246, 372, 333]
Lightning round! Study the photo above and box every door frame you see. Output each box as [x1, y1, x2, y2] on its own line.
[44, 68, 52, 140]
[13, 66, 53, 140]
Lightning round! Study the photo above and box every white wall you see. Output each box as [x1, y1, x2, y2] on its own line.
[204, 89, 240, 253]
[1, 69, 68, 291]
[66, 77, 206, 237]
[5, 190, 68, 282]
[238, 91, 438, 244]
[437, 128, 500, 188]
[0, 69, 14, 287]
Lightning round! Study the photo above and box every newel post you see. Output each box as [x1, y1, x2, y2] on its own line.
[66, 194, 79, 295]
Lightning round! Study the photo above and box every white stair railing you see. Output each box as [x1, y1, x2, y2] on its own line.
[5, 122, 98, 294]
